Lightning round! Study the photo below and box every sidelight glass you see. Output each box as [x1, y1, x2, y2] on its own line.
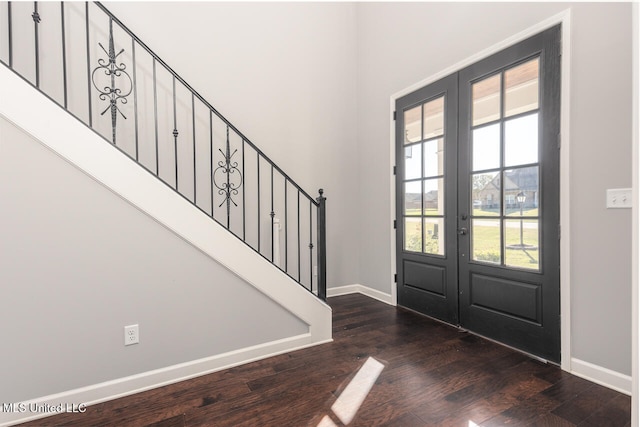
[472, 74, 501, 127]
[505, 58, 539, 118]
[472, 124, 500, 171]
[423, 97, 444, 139]
[404, 217, 422, 253]
[404, 105, 421, 144]
[404, 144, 422, 180]
[504, 219, 539, 270]
[505, 113, 538, 167]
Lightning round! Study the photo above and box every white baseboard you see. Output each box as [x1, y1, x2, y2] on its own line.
[328, 284, 395, 306]
[570, 357, 632, 396]
[0, 333, 332, 427]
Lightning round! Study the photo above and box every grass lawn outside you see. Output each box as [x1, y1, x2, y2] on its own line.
[403, 206, 540, 270]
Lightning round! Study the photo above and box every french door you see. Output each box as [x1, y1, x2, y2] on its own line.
[395, 25, 561, 362]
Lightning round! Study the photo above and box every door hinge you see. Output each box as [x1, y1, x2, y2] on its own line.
[558, 224, 561, 240]
[558, 38, 562, 57]
[393, 111, 397, 121]
[393, 219, 397, 229]
[393, 165, 397, 175]
[558, 133, 561, 150]
[394, 273, 397, 283]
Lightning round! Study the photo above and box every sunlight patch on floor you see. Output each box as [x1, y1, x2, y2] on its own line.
[316, 357, 386, 426]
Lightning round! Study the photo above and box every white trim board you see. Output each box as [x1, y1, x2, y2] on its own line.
[571, 358, 632, 396]
[0, 333, 332, 427]
[388, 9, 572, 371]
[328, 284, 395, 306]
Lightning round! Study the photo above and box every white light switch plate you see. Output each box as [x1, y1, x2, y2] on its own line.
[606, 188, 632, 209]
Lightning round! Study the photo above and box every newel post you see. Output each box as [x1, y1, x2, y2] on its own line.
[316, 189, 327, 301]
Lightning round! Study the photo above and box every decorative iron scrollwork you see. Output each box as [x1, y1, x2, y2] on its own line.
[91, 19, 132, 145]
[213, 127, 244, 219]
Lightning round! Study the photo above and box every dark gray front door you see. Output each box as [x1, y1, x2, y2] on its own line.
[396, 25, 561, 362]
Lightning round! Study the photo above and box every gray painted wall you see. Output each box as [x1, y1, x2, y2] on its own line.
[355, 2, 632, 375]
[0, 117, 307, 402]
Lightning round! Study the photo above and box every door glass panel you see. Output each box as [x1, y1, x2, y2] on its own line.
[404, 105, 422, 144]
[471, 172, 500, 216]
[505, 58, 539, 118]
[424, 217, 445, 255]
[423, 178, 444, 215]
[472, 124, 500, 171]
[404, 217, 422, 252]
[472, 74, 501, 127]
[423, 97, 444, 139]
[424, 138, 444, 177]
[505, 219, 539, 270]
[505, 113, 538, 167]
[504, 167, 539, 217]
[472, 219, 501, 264]
[404, 181, 421, 215]
[404, 144, 422, 180]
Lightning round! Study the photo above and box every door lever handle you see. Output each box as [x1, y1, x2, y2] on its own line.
[458, 227, 468, 235]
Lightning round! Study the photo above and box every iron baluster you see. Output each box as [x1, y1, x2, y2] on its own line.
[7, 2, 13, 68]
[192, 93, 196, 204]
[91, 18, 132, 145]
[213, 126, 243, 230]
[297, 191, 301, 283]
[61, 2, 68, 108]
[257, 151, 261, 247]
[85, 2, 92, 126]
[32, 2, 40, 88]
[309, 200, 313, 291]
[242, 139, 246, 240]
[153, 58, 159, 175]
[271, 165, 275, 263]
[284, 179, 288, 272]
[316, 189, 327, 300]
[172, 76, 178, 189]
[209, 109, 214, 217]
[131, 38, 139, 160]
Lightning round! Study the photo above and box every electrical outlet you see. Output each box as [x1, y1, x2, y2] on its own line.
[124, 324, 139, 346]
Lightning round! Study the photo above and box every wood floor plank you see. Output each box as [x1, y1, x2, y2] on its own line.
[15, 294, 631, 427]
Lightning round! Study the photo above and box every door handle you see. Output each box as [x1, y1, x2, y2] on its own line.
[458, 227, 468, 235]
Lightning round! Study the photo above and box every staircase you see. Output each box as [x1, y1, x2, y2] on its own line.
[0, 2, 330, 424]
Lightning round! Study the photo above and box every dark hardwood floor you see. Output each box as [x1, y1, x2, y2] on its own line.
[18, 294, 630, 426]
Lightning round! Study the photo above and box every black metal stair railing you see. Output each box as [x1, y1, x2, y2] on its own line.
[0, 1, 327, 300]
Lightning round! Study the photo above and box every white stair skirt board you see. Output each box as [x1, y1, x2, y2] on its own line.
[570, 358, 632, 396]
[328, 284, 395, 306]
[0, 65, 332, 425]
